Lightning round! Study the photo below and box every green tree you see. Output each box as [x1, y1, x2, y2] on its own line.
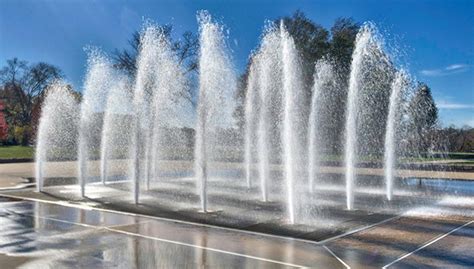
[233, 12, 360, 154]
[408, 83, 439, 154]
[277, 12, 359, 154]
[329, 18, 360, 72]
[279, 11, 330, 101]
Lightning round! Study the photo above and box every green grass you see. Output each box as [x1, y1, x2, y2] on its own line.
[0, 145, 472, 163]
[0, 146, 34, 160]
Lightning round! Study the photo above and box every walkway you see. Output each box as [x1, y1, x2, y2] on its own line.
[0, 195, 472, 268]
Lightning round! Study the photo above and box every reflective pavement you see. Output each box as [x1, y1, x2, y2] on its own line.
[0, 196, 342, 268]
[0, 196, 472, 268]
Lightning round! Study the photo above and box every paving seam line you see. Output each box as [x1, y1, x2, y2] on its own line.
[105, 227, 304, 268]
[323, 245, 351, 269]
[2, 201, 304, 268]
[0, 192, 402, 247]
[318, 215, 402, 245]
[382, 219, 474, 268]
[7, 209, 301, 267]
[104, 220, 155, 230]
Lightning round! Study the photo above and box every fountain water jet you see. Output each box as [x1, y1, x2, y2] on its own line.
[78, 49, 113, 197]
[244, 23, 303, 215]
[100, 76, 132, 185]
[130, 23, 189, 203]
[36, 81, 79, 192]
[252, 27, 282, 202]
[344, 24, 374, 210]
[129, 25, 159, 204]
[384, 70, 408, 200]
[308, 60, 335, 193]
[33, 14, 434, 230]
[256, 55, 270, 201]
[244, 62, 259, 188]
[195, 11, 236, 212]
[281, 22, 304, 224]
[148, 26, 189, 191]
[344, 23, 392, 210]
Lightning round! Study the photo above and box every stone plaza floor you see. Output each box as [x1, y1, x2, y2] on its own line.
[0, 194, 474, 268]
[0, 195, 472, 268]
[0, 161, 473, 268]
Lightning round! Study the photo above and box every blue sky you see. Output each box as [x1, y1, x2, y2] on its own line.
[1, 0, 473, 127]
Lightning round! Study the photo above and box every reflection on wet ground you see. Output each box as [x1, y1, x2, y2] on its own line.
[0, 195, 472, 268]
[0, 197, 340, 268]
[8, 172, 472, 243]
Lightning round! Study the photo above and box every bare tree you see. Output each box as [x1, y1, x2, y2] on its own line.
[112, 26, 199, 106]
[0, 58, 28, 85]
[113, 26, 199, 77]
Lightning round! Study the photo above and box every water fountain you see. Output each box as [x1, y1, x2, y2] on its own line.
[308, 60, 335, 193]
[344, 25, 370, 210]
[244, 61, 258, 189]
[35, 13, 449, 228]
[129, 25, 159, 204]
[242, 23, 304, 221]
[129, 23, 190, 204]
[78, 49, 113, 197]
[99, 76, 132, 185]
[280, 22, 304, 224]
[384, 70, 408, 200]
[195, 11, 236, 212]
[36, 81, 79, 192]
[344, 23, 391, 210]
[147, 29, 189, 191]
[244, 26, 282, 202]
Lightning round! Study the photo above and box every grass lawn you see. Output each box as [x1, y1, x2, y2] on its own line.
[0, 145, 471, 164]
[0, 146, 34, 160]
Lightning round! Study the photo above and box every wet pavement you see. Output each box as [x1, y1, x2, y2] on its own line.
[0, 195, 472, 268]
[0, 196, 341, 268]
[1, 161, 473, 268]
[5, 172, 471, 243]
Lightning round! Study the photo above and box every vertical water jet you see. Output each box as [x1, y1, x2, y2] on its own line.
[195, 11, 236, 212]
[36, 81, 79, 192]
[344, 25, 374, 210]
[256, 59, 270, 201]
[344, 23, 391, 210]
[148, 25, 189, 191]
[130, 24, 170, 203]
[308, 60, 335, 193]
[384, 70, 407, 200]
[244, 62, 259, 188]
[100, 76, 132, 185]
[78, 49, 113, 197]
[280, 22, 303, 224]
[253, 26, 282, 202]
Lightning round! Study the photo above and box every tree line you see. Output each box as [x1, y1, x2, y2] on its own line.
[234, 11, 444, 156]
[1, 11, 472, 154]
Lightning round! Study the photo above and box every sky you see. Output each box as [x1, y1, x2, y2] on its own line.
[0, 0, 473, 127]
